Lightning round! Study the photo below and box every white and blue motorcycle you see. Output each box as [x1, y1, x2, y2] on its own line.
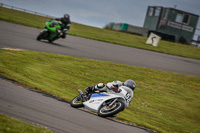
[70, 86, 133, 117]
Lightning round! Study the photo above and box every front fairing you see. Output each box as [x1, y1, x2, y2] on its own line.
[45, 20, 62, 33]
[83, 87, 133, 112]
[83, 93, 124, 112]
[119, 87, 133, 107]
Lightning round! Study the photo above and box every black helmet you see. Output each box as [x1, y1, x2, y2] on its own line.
[64, 14, 70, 20]
[124, 79, 136, 90]
[62, 14, 70, 23]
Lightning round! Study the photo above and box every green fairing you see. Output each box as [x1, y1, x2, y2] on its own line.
[37, 19, 62, 42]
[46, 20, 62, 33]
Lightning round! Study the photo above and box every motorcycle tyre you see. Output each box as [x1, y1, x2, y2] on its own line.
[98, 99, 125, 117]
[48, 40, 53, 43]
[48, 36, 59, 43]
[37, 30, 47, 41]
[70, 95, 84, 108]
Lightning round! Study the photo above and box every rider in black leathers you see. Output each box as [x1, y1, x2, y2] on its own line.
[55, 14, 71, 38]
[51, 14, 71, 41]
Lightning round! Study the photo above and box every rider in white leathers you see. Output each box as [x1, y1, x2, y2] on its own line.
[84, 79, 136, 94]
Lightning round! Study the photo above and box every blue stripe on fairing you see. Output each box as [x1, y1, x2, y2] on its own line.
[91, 93, 110, 98]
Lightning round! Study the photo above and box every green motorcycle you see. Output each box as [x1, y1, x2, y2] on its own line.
[37, 19, 65, 43]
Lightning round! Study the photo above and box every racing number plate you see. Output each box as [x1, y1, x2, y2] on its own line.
[124, 93, 131, 104]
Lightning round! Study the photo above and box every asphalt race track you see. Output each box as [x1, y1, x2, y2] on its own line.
[0, 20, 199, 132]
[0, 21, 200, 76]
[0, 80, 150, 133]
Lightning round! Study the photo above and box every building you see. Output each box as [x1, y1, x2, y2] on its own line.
[143, 6, 199, 43]
[105, 22, 149, 37]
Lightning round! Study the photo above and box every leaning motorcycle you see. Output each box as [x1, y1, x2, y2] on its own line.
[70, 86, 133, 117]
[36, 19, 66, 43]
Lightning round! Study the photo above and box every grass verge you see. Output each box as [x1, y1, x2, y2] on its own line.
[0, 114, 53, 133]
[0, 49, 199, 133]
[0, 7, 200, 60]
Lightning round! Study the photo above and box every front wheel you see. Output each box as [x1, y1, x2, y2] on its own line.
[36, 30, 48, 41]
[98, 99, 125, 117]
[70, 95, 84, 108]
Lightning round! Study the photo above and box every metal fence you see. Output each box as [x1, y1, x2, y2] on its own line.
[0, 3, 55, 18]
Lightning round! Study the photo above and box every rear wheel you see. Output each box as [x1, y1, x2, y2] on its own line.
[98, 99, 125, 117]
[70, 95, 84, 108]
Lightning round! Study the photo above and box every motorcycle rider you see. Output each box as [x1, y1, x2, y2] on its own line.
[84, 79, 136, 94]
[51, 14, 71, 41]
[82, 79, 136, 117]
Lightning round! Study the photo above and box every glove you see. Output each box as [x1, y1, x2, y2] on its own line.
[110, 86, 119, 93]
[84, 86, 94, 94]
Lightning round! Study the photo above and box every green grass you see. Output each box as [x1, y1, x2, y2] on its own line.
[0, 50, 200, 133]
[0, 114, 53, 133]
[0, 7, 200, 60]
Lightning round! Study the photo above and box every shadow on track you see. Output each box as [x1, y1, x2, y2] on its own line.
[38, 40, 73, 49]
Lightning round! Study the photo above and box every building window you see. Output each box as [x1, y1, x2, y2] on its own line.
[163, 9, 169, 19]
[175, 13, 183, 23]
[154, 7, 161, 16]
[183, 14, 190, 24]
[175, 13, 190, 24]
[148, 7, 161, 17]
[148, 7, 154, 16]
